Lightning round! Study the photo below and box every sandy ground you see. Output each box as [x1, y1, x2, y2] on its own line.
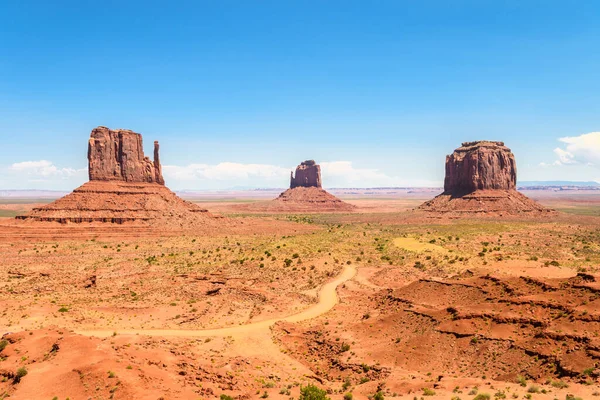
[1, 191, 600, 399]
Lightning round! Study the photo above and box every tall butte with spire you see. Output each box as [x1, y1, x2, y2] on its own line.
[272, 160, 355, 211]
[419, 141, 553, 216]
[18, 126, 218, 226]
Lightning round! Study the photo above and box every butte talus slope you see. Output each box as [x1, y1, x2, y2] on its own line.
[419, 141, 553, 216]
[18, 127, 218, 227]
[273, 160, 355, 212]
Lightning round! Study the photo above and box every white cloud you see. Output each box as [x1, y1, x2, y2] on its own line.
[0, 160, 87, 190]
[1, 160, 440, 190]
[163, 160, 439, 189]
[552, 132, 600, 166]
[162, 162, 290, 185]
[9, 160, 86, 178]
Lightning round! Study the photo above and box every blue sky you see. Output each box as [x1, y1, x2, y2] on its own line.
[1, 0, 600, 190]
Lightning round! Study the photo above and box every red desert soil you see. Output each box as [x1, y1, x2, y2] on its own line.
[1, 194, 600, 399]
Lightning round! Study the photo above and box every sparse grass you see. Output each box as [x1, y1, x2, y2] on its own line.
[551, 380, 568, 389]
[527, 385, 540, 393]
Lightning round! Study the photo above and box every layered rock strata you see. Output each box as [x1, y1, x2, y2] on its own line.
[290, 160, 322, 189]
[273, 160, 355, 212]
[419, 141, 553, 216]
[88, 126, 164, 184]
[18, 127, 216, 226]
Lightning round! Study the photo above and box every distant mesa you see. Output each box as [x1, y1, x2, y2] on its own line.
[290, 160, 322, 189]
[273, 160, 355, 212]
[418, 141, 553, 216]
[18, 126, 219, 226]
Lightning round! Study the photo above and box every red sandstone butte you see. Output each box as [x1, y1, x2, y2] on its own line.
[271, 160, 355, 212]
[444, 141, 516, 196]
[88, 126, 165, 185]
[17, 127, 219, 227]
[419, 141, 553, 216]
[290, 160, 322, 189]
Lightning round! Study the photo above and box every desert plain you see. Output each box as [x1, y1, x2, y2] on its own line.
[1, 188, 600, 400]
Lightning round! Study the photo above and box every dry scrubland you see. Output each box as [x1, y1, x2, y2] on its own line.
[1, 195, 600, 399]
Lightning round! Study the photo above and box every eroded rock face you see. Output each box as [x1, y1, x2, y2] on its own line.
[444, 141, 516, 196]
[290, 160, 322, 189]
[88, 126, 164, 185]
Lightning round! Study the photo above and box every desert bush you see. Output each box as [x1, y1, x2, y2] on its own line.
[551, 380, 568, 389]
[527, 385, 540, 393]
[0, 340, 8, 352]
[473, 394, 491, 400]
[494, 390, 506, 399]
[373, 392, 384, 400]
[15, 367, 27, 383]
[298, 384, 330, 400]
[422, 388, 435, 396]
[343, 394, 353, 400]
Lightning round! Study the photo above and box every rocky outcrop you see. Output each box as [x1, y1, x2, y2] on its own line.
[88, 126, 164, 185]
[419, 141, 553, 217]
[444, 141, 516, 196]
[258, 160, 355, 212]
[17, 127, 222, 227]
[290, 160, 322, 189]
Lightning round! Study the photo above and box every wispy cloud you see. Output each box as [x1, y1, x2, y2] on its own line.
[9, 160, 87, 179]
[550, 132, 600, 166]
[162, 162, 290, 185]
[2, 160, 439, 190]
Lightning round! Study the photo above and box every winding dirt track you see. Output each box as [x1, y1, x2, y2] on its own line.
[76, 264, 356, 339]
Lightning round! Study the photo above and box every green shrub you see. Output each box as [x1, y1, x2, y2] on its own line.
[15, 367, 27, 382]
[0, 340, 8, 352]
[551, 380, 568, 389]
[298, 384, 331, 400]
[473, 394, 491, 400]
[422, 388, 435, 396]
[343, 394, 353, 400]
[527, 385, 540, 393]
[220, 395, 234, 400]
[373, 392, 384, 400]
